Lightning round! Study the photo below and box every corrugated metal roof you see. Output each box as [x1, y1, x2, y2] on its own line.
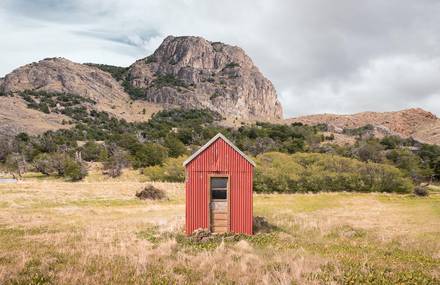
[183, 133, 256, 167]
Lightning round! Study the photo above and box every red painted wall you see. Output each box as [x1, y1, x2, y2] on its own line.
[185, 138, 253, 235]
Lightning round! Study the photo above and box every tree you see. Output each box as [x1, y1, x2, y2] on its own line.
[352, 139, 385, 163]
[45, 152, 87, 180]
[33, 153, 55, 175]
[0, 137, 14, 162]
[63, 158, 88, 181]
[132, 143, 168, 168]
[143, 156, 186, 182]
[386, 149, 428, 181]
[81, 141, 107, 162]
[103, 146, 130, 178]
[4, 153, 27, 179]
[418, 144, 440, 180]
[164, 135, 187, 158]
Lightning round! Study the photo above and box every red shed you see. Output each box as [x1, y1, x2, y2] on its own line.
[183, 133, 255, 235]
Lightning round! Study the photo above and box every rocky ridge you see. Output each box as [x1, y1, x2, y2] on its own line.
[287, 108, 440, 145]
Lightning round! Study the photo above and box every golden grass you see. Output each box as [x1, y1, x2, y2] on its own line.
[0, 174, 439, 284]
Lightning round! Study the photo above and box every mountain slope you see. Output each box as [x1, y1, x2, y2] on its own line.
[0, 57, 160, 122]
[287, 108, 440, 145]
[0, 96, 70, 136]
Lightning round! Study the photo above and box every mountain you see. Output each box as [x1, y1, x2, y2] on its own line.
[0, 36, 282, 135]
[287, 108, 440, 145]
[0, 57, 160, 121]
[126, 36, 282, 121]
[1, 36, 438, 146]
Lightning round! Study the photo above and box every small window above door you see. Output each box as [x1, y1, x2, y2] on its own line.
[211, 177, 228, 200]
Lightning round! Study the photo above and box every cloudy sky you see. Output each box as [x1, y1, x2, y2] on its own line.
[1, 0, 440, 117]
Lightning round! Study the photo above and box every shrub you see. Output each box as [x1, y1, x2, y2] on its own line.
[132, 143, 168, 169]
[164, 136, 187, 158]
[418, 144, 440, 180]
[224, 62, 240, 69]
[33, 153, 55, 175]
[386, 149, 428, 180]
[254, 152, 413, 193]
[63, 157, 88, 181]
[39, 152, 88, 181]
[352, 139, 385, 163]
[254, 152, 302, 193]
[343, 124, 374, 136]
[152, 74, 186, 88]
[84, 63, 128, 81]
[143, 156, 185, 182]
[80, 141, 107, 162]
[136, 185, 166, 200]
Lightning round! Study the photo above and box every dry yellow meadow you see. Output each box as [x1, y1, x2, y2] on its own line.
[0, 171, 439, 284]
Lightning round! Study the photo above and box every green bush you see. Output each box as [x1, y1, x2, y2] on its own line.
[386, 149, 428, 180]
[152, 74, 186, 88]
[418, 144, 440, 180]
[80, 141, 108, 162]
[352, 139, 385, 163]
[34, 152, 88, 181]
[84, 63, 128, 81]
[33, 153, 55, 175]
[164, 135, 187, 158]
[143, 156, 186, 182]
[254, 152, 413, 193]
[132, 143, 168, 169]
[63, 157, 88, 181]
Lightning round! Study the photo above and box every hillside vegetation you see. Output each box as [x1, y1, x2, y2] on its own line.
[1, 107, 439, 193]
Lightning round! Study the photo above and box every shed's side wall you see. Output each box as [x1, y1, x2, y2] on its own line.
[185, 138, 253, 235]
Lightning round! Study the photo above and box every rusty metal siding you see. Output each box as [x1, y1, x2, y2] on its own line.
[185, 138, 253, 235]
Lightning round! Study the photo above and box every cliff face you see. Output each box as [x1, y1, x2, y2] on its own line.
[127, 36, 283, 121]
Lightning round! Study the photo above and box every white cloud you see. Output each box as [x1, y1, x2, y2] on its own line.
[1, 0, 440, 117]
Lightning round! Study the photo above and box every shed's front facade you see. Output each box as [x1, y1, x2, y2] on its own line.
[184, 133, 254, 235]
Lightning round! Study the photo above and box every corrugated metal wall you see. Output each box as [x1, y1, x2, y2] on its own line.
[185, 138, 253, 235]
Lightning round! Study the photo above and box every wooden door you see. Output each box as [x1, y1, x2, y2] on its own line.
[210, 176, 229, 233]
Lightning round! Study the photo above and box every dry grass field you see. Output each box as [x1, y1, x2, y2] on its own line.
[0, 171, 439, 284]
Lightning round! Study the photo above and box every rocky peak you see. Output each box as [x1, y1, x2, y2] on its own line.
[127, 35, 283, 121]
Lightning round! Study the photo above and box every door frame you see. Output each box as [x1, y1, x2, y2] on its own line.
[208, 174, 230, 233]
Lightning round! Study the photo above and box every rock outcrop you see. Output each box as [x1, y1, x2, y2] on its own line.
[127, 36, 283, 121]
[287, 108, 440, 145]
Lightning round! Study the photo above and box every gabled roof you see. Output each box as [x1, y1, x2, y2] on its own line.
[183, 133, 256, 167]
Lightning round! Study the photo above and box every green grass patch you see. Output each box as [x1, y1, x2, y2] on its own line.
[254, 193, 347, 216]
